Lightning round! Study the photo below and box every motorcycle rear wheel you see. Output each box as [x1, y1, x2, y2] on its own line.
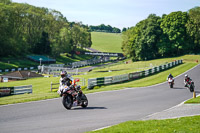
[190, 84, 194, 92]
[81, 94, 88, 108]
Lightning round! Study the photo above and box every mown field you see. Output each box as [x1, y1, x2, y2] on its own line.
[91, 32, 123, 53]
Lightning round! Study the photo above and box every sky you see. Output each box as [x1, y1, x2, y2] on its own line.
[12, 0, 200, 29]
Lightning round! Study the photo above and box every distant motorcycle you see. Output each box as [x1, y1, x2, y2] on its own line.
[185, 79, 195, 92]
[60, 79, 88, 110]
[168, 77, 174, 88]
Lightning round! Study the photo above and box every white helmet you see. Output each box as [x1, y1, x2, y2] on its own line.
[60, 71, 67, 76]
[185, 74, 188, 77]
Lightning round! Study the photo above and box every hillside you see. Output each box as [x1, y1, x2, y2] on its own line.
[91, 32, 123, 53]
[0, 32, 123, 70]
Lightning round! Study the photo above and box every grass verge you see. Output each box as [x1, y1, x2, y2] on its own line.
[184, 96, 200, 104]
[88, 115, 200, 133]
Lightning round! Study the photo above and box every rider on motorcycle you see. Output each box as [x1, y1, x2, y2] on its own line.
[57, 71, 72, 96]
[58, 71, 82, 103]
[167, 73, 174, 80]
[184, 74, 191, 87]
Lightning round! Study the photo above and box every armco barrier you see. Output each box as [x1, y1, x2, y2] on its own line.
[88, 60, 182, 89]
[0, 87, 13, 96]
[12, 85, 32, 95]
[0, 66, 36, 73]
[0, 85, 32, 96]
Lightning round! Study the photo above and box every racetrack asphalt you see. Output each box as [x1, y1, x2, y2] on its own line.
[0, 64, 200, 133]
[143, 101, 200, 120]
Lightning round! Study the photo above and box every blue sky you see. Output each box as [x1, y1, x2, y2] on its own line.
[12, 0, 200, 29]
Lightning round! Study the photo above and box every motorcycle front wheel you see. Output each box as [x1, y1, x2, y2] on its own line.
[62, 94, 73, 109]
[170, 83, 173, 88]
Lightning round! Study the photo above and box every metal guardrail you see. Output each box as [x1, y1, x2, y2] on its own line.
[12, 85, 32, 95]
[88, 60, 183, 89]
[0, 67, 36, 73]
[0, 85, 32, 96]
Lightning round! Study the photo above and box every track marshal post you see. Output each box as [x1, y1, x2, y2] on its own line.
[193, 91, 196, 98]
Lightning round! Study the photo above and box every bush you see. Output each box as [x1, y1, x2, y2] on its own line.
[93, 86, 100, 90]
[81, 86, 87, 90]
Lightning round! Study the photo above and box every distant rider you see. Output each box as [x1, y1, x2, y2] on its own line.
[184, 74, 191, 87]
[167, 73, 174, 81]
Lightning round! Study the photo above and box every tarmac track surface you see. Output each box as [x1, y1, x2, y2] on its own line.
[0, 64, 200, 133]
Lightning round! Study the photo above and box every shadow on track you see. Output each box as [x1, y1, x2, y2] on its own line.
[72, 106, 107, 110]
[172, 87, 186, 90]
[194, 90, 200, 94]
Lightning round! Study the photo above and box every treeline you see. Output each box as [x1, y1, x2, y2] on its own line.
[0, 0, 92, 58]
[89, 24, 121, 33]
[122, 7, 200, 61]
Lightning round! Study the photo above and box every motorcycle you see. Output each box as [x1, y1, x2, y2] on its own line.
[185, 79, 195, 92]
[168, 77, 174, 88]
[61, 78, 88, 110]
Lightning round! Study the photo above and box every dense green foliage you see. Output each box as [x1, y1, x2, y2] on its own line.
[122, 7, 200, 61]
[0, 0, 92, 58]
[89, 24, 121, 33]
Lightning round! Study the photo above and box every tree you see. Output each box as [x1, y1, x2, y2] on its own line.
[0, 0, 11, 4]
[121, 27, 137, 60]
[122, 14, 162, 61]
[138, 14, 162, 60]
[89, 24, 121, 33]
[70, 23, 92, 57]
[160, 11, 189, 55]
[186, 7, 200, 54]
[34, 32, 51, 54]
[122, 27, 127, 32]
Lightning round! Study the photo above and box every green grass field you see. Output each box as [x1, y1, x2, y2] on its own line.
[91, 32, 122, 53]
[88, 115, 200, 133]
